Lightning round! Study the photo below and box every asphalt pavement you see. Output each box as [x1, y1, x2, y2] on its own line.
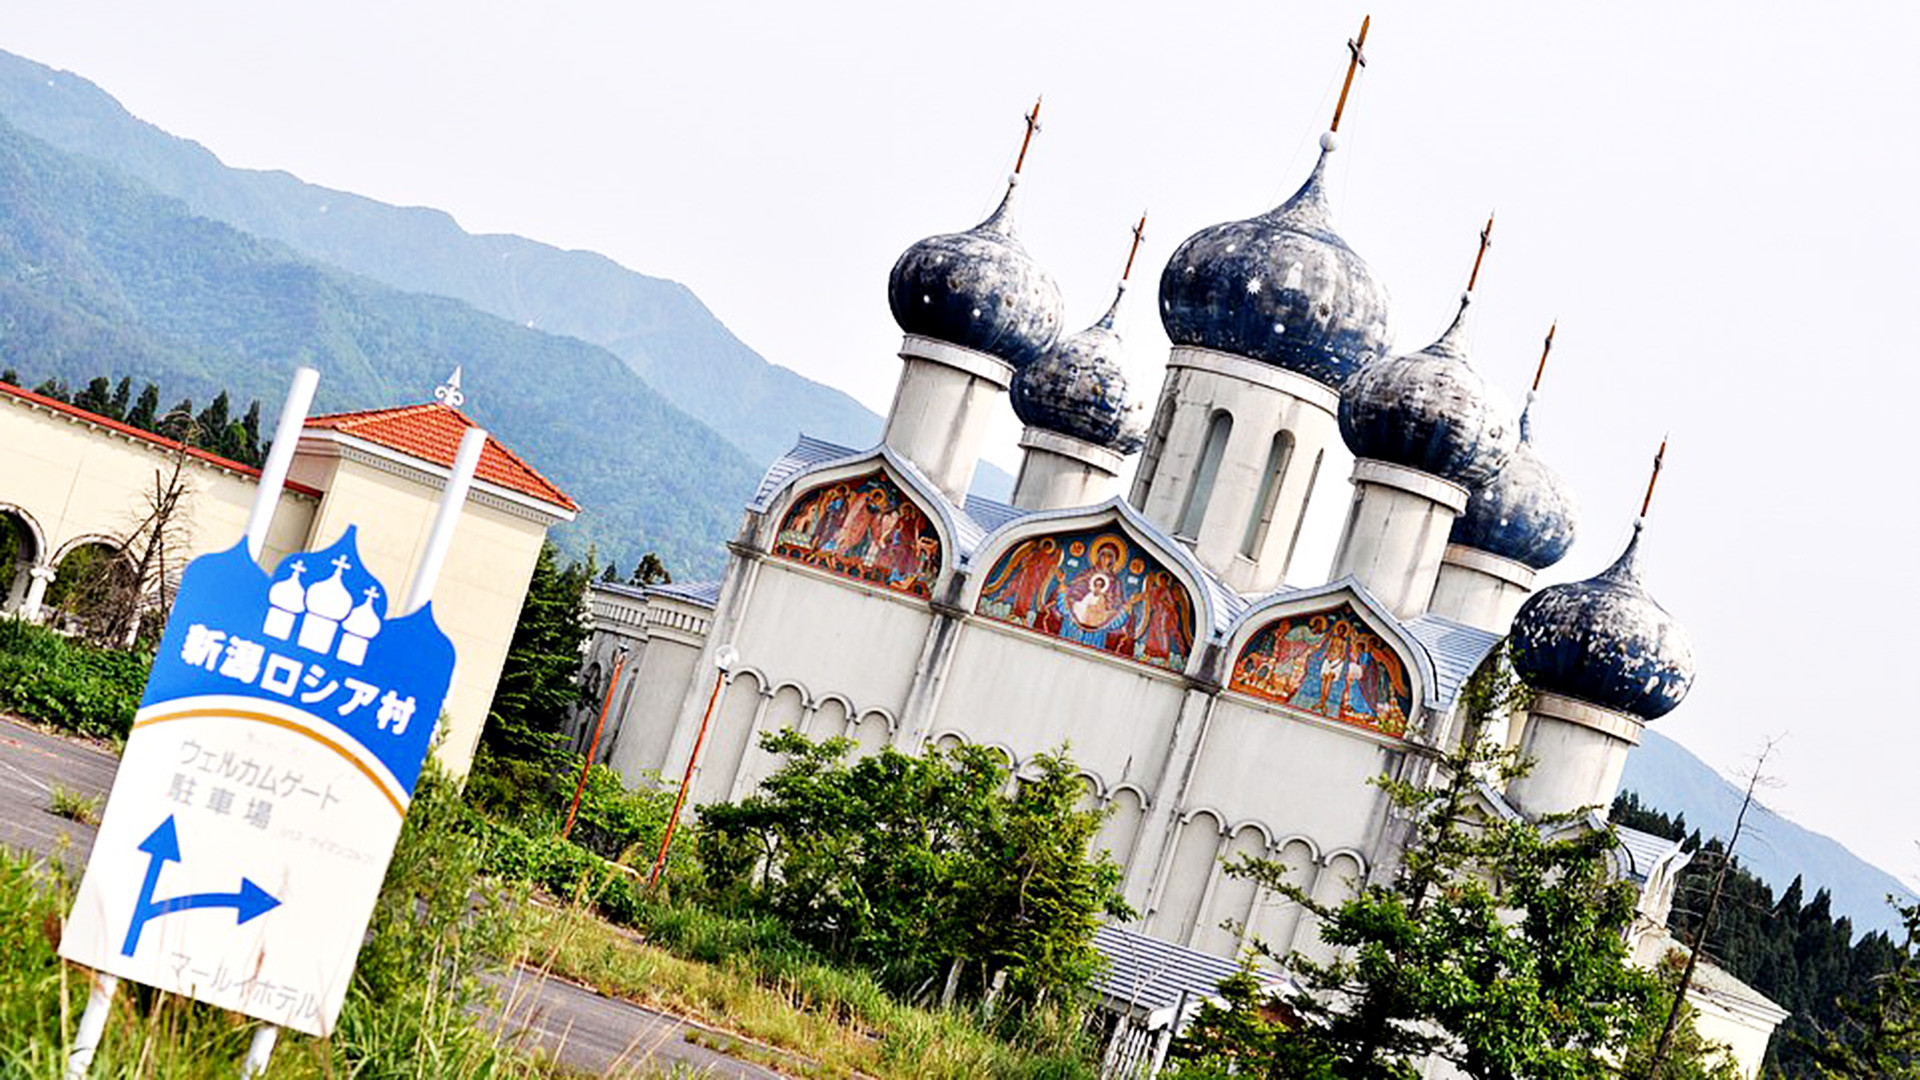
[0, 715, 786, 1079]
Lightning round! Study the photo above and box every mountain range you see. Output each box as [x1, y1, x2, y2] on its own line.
[1619, 731, 1916, 941]
[0, 49, 1012, 499]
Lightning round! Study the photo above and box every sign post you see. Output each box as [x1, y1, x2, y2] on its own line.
[60, 371, 487, 1076]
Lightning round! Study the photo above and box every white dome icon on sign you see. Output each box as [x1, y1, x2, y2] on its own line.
[265, 560, 306, 641]
[337, 587, 382, 666]
[298, 555, 355, 655]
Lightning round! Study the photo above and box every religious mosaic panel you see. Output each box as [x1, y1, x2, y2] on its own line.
[773, 471, 941, 597]
[1228, 604, 1414, 736]
[975, 526, 1195, 672]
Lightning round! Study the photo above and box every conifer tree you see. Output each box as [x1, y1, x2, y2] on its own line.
[110, 376, 132, 421]
[127, 383, 160, 430]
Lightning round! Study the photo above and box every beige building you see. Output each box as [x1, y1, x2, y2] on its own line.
[0, 380, 576, 773]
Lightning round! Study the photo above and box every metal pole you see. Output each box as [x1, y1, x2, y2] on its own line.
[562, 646, 629, 839]
[402, 427, 487, 616]
[243, 367, 319, 563]
[65, 971, 116, 1079]
[240, 1024, 278, 1077]
[646, 645, 736, 890]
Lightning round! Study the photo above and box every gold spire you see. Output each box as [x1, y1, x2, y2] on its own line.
[1330, 15, 1371, 134]
[1532, 321, 1557, 393]
[1122, 212, 1149, 283]
[1639, 436, 1667, 519]
[1014, 96, 1043, 176]
[1467, 212, 1495, 293]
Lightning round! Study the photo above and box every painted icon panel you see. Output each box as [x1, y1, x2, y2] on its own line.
[774, 471, 941, 598]
[1229, 604, 1413, 736]
[975, 527, 1195, 673]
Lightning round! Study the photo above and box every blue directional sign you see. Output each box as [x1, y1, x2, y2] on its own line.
[121, 815, 281, 957]
[62, 527, 458, 1036]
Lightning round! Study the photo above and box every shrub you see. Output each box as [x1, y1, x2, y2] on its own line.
[0, 616, 149, 739]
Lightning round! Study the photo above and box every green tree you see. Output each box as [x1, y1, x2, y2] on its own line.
[629, 552, 672, 586]
[697, 731, 1128, 1011]
[469, 542, 592, 820]
[109, 376, 132, 420]
[1808, 896, 1919, 1077]
[1172, 656, 1737, 1080]
[126, 383, 159, 430]
[73, 376, 115, 417]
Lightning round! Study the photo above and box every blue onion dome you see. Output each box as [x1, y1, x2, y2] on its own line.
[1158, 133, 1391, 388]
[1010, 286, 1147, 452]
[1337, 295, 1519, 488]
[888, 177, 1065, 370]
[1509, 522, 1695, 720]
[1449, 394, 1580, 568]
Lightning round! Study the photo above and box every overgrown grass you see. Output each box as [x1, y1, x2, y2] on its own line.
[0, 616, 148, 741]
[517, 886, 1098, 1079]
[47, 785, 100, 825]
[0, 766, 558, 1078]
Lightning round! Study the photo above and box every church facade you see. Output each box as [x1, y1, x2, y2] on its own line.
[574, 68, 1776, 1074]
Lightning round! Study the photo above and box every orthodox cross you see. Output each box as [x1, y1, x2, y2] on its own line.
[1532, 321, 1557, 392]
[1014, 96, 1043, 175]
[1640, 436, 1668, 518]
[1121, 212, 1149, 282]
[1466, 212, 1495, 293]
[1329, 15, 1371, 133]
[331, 554, 354, 575]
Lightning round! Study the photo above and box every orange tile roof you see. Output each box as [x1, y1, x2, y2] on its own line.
[304, 402, 578, 512]
[0, 380, 323, 497]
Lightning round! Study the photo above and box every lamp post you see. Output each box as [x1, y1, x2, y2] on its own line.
[562, 643, 629, 840]
[646, 643, 737, 890]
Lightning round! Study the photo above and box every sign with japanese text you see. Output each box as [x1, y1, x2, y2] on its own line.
[61, 528, 456, 1035]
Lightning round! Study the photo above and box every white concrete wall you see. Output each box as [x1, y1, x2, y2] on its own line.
[1131, 348, 1340, 593]
[1427, 550, 1534, 635]
[881, 337, 1012, 505]
[1329, 461, 1468, 620]
[1505, 694, 1642, 820]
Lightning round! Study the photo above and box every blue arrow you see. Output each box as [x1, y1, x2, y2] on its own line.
[120, 815, 282, 957]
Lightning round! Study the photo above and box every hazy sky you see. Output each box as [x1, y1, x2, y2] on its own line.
[9, 2, 1917, 889]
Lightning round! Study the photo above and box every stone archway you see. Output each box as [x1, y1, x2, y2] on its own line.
[0, 504, 46, 614]
[45, 536, 135, 639]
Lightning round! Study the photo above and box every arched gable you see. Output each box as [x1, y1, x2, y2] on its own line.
[966, 499, 1212, 676]
[765, 453, 951, 599]
[1223, 580, 1435, 739]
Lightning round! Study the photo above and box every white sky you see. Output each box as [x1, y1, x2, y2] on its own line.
[9, 1, 1917, 890]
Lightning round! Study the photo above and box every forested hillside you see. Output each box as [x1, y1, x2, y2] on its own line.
[0, 113, 757, 576]
[1612, 790, 1909, 1077]
[0, 49, 932, 485]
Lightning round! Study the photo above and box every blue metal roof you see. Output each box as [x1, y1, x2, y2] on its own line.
[646, 580, 722, 608]
[749, 434, 859, 510]
[1092, 923, 1284, 1023]
[1402, 613, 1504, 709]
[961, 493, 1026, 533]
[1611, 824, 1685, 884]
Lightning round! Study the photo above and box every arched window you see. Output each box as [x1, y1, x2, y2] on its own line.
[1280, 449, 1326, 577]
[1240, 431, 1295, 558]
[1176, 411, 1233, 540]
[1130, 388, 1180, 509]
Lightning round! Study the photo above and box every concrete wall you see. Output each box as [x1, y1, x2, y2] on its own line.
[289, 447, 549, 776]
[0, 394, 315, 618]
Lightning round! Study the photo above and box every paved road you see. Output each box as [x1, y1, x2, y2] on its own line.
[0, 716, 785, 1079]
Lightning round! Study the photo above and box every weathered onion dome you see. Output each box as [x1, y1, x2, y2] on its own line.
[1338, 296, 1519, 488]
[1509, 523, 1695, 720]
[888, 178, 1065, 370]
[1158, 134, 1391, 388]
[1010, 286, 1147, 453]
[1449, 399, 1579, 569]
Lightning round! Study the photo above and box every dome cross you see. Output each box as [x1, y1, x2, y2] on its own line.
[1330, 15, 1372, 134]
[1467, 212, 1495, 293]
[1013, 96, 1043, 176]
[1122, 212, 1149, 283]
[1532, 321, 1556, 393]
[1639, 436, 1667, 520]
